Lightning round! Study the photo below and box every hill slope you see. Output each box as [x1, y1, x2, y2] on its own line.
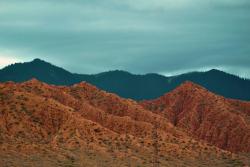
[140, 81, 250, 153]
[0, 80, 248, 166]
[1, 59, 250, 100]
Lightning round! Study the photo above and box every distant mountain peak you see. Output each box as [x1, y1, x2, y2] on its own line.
[103, 70, 131, 75]
[31, 58, 51, 65]
[95, 70, 132, 78]
[207, 69, 225, 73]
[32, 58, 44, 62]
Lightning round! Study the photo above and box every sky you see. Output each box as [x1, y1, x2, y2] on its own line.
[0, 0, 250, 78]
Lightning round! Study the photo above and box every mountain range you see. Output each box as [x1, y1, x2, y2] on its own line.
[0, 79, 249, 166]
[1, 58, 250, 101]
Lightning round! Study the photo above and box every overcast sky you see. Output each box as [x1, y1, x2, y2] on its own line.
[0, 0, 250, 78]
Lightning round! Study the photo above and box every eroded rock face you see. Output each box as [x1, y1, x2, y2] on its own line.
[140, 81, 250, 153]
[0, 79, 249, 166]
[0, 80, 194, 149]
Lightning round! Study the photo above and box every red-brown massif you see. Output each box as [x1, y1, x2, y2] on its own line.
[0, 79, 249, 166]
[140, 81, 250, 153]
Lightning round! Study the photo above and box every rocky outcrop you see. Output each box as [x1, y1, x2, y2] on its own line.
[140, 81, 250, 153]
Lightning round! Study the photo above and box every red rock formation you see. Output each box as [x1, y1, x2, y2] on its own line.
[0, 79, 248, 166]
[140, 81, 250, 153]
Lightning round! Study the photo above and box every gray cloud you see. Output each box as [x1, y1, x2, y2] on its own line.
[0, 0, 250, 78]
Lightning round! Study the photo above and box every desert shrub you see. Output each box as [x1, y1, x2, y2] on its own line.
[10, 104, 17, 111]
[21, 105, 28, 113]
[16, 95, 29, 101]
[32, 116, 42, 125]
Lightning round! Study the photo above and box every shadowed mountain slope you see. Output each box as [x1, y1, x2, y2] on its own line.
[1, 59, 250, 100]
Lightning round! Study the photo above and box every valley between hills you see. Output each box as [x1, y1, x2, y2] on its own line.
[0, 79, 249, 167]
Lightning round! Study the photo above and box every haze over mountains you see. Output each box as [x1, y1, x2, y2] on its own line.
[1, 79, 249, 166]
[1, 58, 250, 101]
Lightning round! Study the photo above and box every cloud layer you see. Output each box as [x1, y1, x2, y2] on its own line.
[0, 0, 250, 78]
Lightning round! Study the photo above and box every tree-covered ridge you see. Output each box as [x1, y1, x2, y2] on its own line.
[1, 58, 250, 101]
